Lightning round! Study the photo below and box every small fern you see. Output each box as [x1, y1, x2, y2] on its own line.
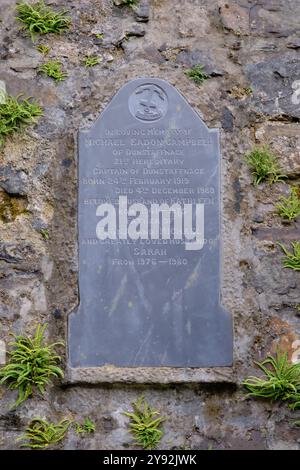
[123, 396, 165, 450]
[243, 351, 300, 406]
[17, 418, 71, 449]
[75, 418, 96, 434]
[245, 145, 286, 185]
[39, 60, 67, 82]
[36, 44, 50, 55]
[184, 64, 209, 85]
[84, 56, 101, 67]
[277, 187, 300, 221]
[0, 324, 64, 407]
[0, 93, 42, 145]
[278, 241, 300, 271]
[16, 1, 71, 41]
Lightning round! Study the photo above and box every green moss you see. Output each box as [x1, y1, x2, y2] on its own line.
[0, 191, 28, 223]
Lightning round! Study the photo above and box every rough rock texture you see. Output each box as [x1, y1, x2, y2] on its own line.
[0, 0, 300, 450]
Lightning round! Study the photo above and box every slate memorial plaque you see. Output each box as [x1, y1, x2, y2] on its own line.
[69, 78, 233, 368]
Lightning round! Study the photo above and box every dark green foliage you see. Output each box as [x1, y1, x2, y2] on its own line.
[123, 396, 165, 450]
[0, 324, 64, 407]
[0, 93, 42, 145]
[16, 1, 71, 41]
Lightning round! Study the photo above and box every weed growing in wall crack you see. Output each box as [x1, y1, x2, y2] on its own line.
[120, 0, 139, 7]
[40, 228, 49, 240]
[0, 324, 64, 407]
[123, 396, 165, 450]
[0, 93, 42, 145]
[184, 64, 209, 85]
[84, 56, 101, 67]
[243, 352, 300, 407]
[278, 241, 300, 271]
[36, 44, 50, 55]
[39, 60, 67, 82]
[245, 145, 286, 185]
[75, 418, 96, 434]
[16, 1, 71, 41]
[17, 418, 72, 449]
[277, 187, 300, 222]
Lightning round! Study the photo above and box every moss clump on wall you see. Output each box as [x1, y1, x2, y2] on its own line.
[0, 190, 28, 223]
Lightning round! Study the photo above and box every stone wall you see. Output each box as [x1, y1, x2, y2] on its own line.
[0, 0, 300, 450]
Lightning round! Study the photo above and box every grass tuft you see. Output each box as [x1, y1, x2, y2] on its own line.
[0, 93, 42, 145]
[123, 396, 165, 450]
[276, 187, 300, 222]
[16, 1, 71, 41]
[184, 64, 209, 85]
[245, 145, 286, 185]
[17, 418, 71, 449]
[39, 60, 67, 82]
[278, 241, 300, 271]
[0, 324, 64, 407]
[242, 351, 300, 406]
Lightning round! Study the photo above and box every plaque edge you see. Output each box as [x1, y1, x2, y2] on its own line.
[63, 365, 236, 385]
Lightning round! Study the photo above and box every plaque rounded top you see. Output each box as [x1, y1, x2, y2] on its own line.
[128, 83, 168, 122]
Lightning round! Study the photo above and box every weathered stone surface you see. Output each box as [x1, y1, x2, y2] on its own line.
[134, 0, 150, 23]
[255, 123, 300, 178]
[126, 24, 145, 37]
[246, 55, 300, 118]
[66, 366, 235, 384]
[176, 49, 224, 76]
[219, 2, 250, 35]
[249, 1, 300, 38]
[0, 166, 28, 195]
[287, 38, 300, 49]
